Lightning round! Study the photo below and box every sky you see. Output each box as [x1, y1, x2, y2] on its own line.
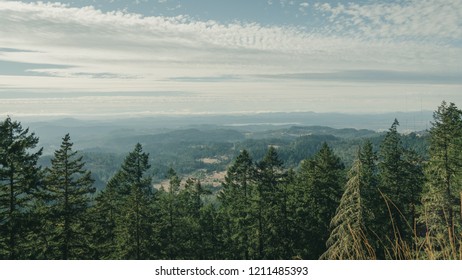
[0, 0, 461, 118]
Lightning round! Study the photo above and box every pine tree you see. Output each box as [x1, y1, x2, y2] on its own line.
[321, 148, 375, 260]
[113, 143, 158, 259]
[90, 171, 124, 259]
[357, 140, 383, 254]
[0, 117, 42, 259]
[401, 149, 424, 238]
[254, 146, 286, 259]
[158, 167, 182, 259]
[295, 142, 345, 259]
[420, 101, 462, 259]
[218, 150, 255, 259]
[359, 140, 378, 218]
[44, 133, 95, 259]
[379, 120, 405, 243]
[378, 120, 423, 257]
[283, 168, 298, 258]
[279, 170, 295, 259]
[199, 203, 220, 259]
[179, 178, 211, 259]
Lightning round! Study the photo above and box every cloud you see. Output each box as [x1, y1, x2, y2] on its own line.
[2, 83, 461, 117]
[299, 2, 309, 14]
[1, 1, 458, 78]
[279, 0, 294, 8]
[0, 1, 460, 116]
[314, 0, 462, 42]
[2, 1, 325, 79]
[167, 4, 181, 11]
[256, 70, 462, 85]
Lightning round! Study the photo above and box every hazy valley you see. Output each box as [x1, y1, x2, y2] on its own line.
[28, 111, 431, 191]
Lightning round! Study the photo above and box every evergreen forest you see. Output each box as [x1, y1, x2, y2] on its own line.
[1, 101, 461, 260]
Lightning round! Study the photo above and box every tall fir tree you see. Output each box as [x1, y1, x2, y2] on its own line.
[44, 133, 95, 259]
[91, 171, 124, 259]
[158, 167, 183, 259]
[254, 146, 286, 259]
[321, 147, 375, 260]
[401, 149, 424, 240]
[378, 119, 423, 258]
[295, 142, 345, 259]
[274, 167, 296, 259]
[0, 117, 42, 259]
[357, 140, 383, 254]
[179, 178, 211, 259]
[199, 203, 220, 259]
[378, 119, 405, 243]
[113, 143, 158, 259]
[420, 101, 462, 259]
[218, 150, 255, 259]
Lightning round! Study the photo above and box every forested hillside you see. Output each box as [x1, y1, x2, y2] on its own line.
[0, 101, 460, 260]
[35, 123, 427, 191]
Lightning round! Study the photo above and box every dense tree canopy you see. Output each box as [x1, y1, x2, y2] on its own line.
[43, 134, 95, 259]
[0, 101, 460, 259]
[420, 101, 462, 259]
[321, 147, 374, 260]
[0, 117, 42, 259]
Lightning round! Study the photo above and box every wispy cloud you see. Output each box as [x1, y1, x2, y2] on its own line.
[299, 2, 309, 14]
[315, 0, 462, 42]
[2, 1, 326, 79]
[0, 0, 460, 116]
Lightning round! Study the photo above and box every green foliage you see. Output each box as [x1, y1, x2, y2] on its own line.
[419, 101, 462, 259]
[357, 140, 382, 252]
[1, 101, 461, 260]
[92, 143, 159, 259]
[253, 146, 287, 259]
[42, 134, 95, 259]
[115, 144, 159, 259]
[218, 150, 255, 259]
[90, 172, 121, 259]
[218, 147, 294, 259]
[0, 117, 42, 259]
[295, 143, 345, 258]
[157, 169, 219, 259]
[157, 168, 182, 259]
[179, 178, 213, 259]
[321, 149, 374, 259]
[377, 120, 424, 258]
